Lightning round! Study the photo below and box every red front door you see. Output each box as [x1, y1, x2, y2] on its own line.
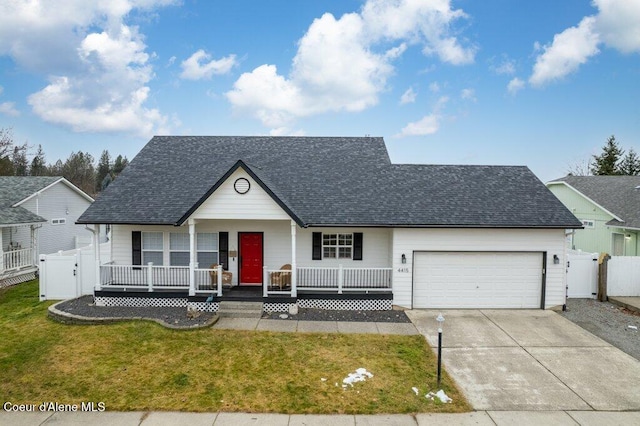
[239, 233, 263, 285]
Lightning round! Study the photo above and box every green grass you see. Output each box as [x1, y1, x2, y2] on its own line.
[0, 280, 471, 414]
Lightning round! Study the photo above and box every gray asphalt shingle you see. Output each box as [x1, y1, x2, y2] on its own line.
[77, 136, 581, 228]
[0, 176, 58, 225]
[550, 175, 640, 229]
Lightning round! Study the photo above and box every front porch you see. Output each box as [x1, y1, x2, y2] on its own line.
[97, 263, 393, 297]
[1, 224, 39, 287]
[94, 261, 393, 313]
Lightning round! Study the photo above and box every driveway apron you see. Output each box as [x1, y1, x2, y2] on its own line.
[405, 309, 640, 411]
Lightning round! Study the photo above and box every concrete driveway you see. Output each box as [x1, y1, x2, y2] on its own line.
[406, 309, 640, 411]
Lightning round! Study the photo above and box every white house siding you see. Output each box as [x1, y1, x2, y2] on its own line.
[190, 169, 291, 221]
[296, 227, 391, 268]
[391, 228, 567, 309]
[20, 181, 93, 255]
[110, 223, 392, 285]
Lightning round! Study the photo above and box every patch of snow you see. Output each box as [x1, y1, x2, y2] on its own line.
[628, 325, 638, 330]
[425, 390, 453, 403]
[342, 368, 373, 388]
[279, 313, 288, 319]
[412, 387, 419, 395]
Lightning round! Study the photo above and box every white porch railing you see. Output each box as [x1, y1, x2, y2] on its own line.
[264, 265, 393, 296]
[2, 248, 34, 271]
[99, 263, 221, 294]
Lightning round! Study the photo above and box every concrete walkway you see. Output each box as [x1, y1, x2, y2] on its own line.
[212, 317, 419, 335]
[609, 296, 640, 314]
[2, 409, 640, 425]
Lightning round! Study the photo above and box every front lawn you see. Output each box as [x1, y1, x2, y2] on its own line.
[0, 281, 470, 414]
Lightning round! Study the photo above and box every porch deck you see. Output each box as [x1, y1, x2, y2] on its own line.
[98, 263, 393, 297]
[0, 248, 37, 287]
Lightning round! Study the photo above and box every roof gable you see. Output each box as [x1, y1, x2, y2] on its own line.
[185, 162, 301, 224]
[77, 136, 581, 228]
[549, 176, 640, 229]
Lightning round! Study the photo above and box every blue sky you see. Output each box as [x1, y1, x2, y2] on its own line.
[0, 0, 638, 182]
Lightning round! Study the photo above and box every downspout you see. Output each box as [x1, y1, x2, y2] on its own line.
[85, 225, 101, 291]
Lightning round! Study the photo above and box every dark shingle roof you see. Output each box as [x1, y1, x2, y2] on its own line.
[0, 176, 59, 225]
[78, 136, 581, 228]
[550, 175, 640, 229]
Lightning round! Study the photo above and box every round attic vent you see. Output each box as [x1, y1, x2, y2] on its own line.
[234, 177, 250, 194]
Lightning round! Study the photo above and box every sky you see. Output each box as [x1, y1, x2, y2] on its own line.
[0, 0, 638, 182]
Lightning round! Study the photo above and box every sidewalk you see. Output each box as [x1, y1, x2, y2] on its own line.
[212, 317, 419, 335]
[2, 409, 640, 425]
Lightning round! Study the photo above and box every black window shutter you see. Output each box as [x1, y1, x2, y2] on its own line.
[219, 232, 229, 270]
[312, 232, 322, 260]
[132, 231, 142, 266]
[353, 232, 363, 261]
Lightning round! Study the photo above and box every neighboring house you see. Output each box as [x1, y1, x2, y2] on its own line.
[547, 175, 640, 256]
[0, 177, 95, 286]
[77, 136, 581, 312]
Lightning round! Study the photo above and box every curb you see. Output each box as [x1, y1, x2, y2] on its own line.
[47, 300, 220, 330]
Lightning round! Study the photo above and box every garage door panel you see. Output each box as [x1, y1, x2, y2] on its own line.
[413, 252, 542, 309]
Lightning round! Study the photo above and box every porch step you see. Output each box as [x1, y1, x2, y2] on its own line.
[218, 301, 263, 318]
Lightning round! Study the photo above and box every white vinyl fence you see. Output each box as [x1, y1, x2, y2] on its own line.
[608, 257, 640, 297]
[566, 250, 598, 298]
[39, 242, 111, 301]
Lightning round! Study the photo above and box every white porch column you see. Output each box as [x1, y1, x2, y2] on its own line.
[291, 220, 297, 297]
[30, 225, 38, 266]
[94, 224, 101, 291]
[188, 219, 196, 296]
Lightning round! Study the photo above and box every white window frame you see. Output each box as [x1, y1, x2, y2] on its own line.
[50, 218, 66, 225]
[581, 219, 595, 229]
[169, 232, 219, 267]
[322, 233, 353, 259]
[196, 232, 219, 267]
[142, 232, 163, 266]
[169, 233, 190, 266]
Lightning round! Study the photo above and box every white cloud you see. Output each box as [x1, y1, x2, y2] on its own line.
[492, 59, 516, 75]
[460, 88, 476, 101]
[529, 0, 640, 86]
[180, 49, 237, 80]
[429, 82, 440, 93]
[507, 77, 525, 95]
[226, 0, 475, 127]
[530, 17, 600, 86]
[0, 0, 178, 136]
[400, 87, 417, 104]
[397, 95, 448, 137]
[397, 114, 440, 137]
[594, 0, 640, 53]
[0, 102, 20, 117]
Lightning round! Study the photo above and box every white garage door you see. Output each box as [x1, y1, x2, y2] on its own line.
[413, 252, 543, 309]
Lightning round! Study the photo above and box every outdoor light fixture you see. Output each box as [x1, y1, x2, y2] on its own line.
[553, 254, 560, 265]
[401, 253, 406, 264]
[436, 313, 445, 389]
[229, 247, 237, 260]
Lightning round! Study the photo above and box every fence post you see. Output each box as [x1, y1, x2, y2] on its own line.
[263, 266, 269, 297]
[147, 262, 153, 292]
[597, 253, 610, 302]
[338, 264, 343, 294]
[217, 264, 223, 297]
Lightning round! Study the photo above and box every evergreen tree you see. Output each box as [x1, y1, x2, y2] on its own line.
[0, 128, 15, 176]
[113, 154, 129, 176]
[49, 159, 64, 176]
[30, 144, 47, 176]
[96, 150, 112, 192]
[619, 148, 640, 176]
[590, 135, 623, 175]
